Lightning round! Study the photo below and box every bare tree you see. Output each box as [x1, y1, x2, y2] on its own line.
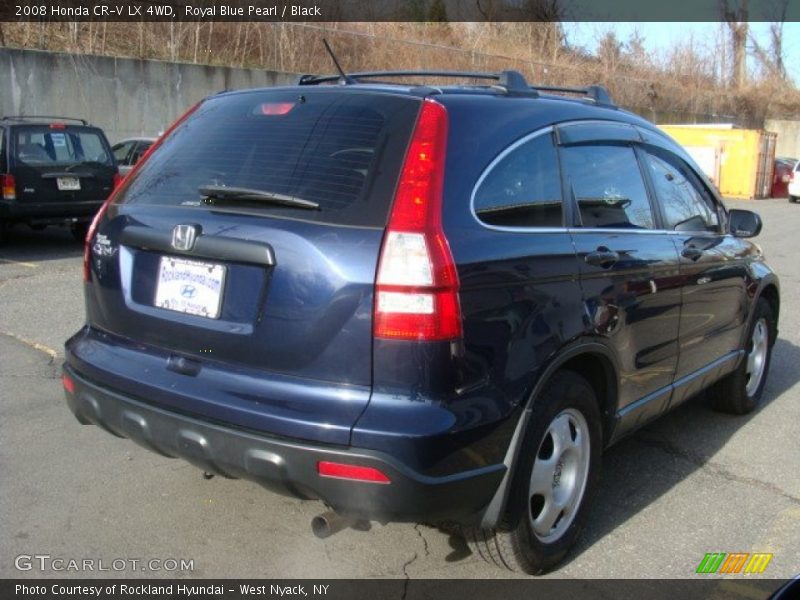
[748, 0, 788, 81]
[720, 0, 748, 88]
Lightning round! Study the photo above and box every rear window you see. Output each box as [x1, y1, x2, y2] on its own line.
[119, 90, 421, 227]
[14, 127, 112, 167]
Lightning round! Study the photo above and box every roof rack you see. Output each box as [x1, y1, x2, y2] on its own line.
[297, 70, 536, 96]
[295, 71, 616, 107]
[1, 115, 90, 125]
[530, 85, 615, 108]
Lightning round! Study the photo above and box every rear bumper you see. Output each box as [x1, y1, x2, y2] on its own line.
[0, 199, 103, 223]
[63, 365, 505, 524]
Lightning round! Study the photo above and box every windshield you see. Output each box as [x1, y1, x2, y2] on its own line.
[117, 90, 420, 227]
[14, 127, 113, 167]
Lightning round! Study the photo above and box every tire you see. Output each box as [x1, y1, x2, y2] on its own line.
[70, 222, 89, 243]
[708, 297, 774, 415]
[789, 196, 796, 203]
[0, 221, 9, 245]
[464, 370, 602, 574]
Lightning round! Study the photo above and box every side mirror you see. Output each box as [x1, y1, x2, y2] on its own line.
[728, 209, 762, 238]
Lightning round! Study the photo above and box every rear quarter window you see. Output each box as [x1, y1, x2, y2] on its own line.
[473, 132, 563, 228]
[119, 90, 420, 227]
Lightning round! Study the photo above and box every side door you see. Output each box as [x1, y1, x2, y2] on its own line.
[556, 122, 682, 436]
[638, 145, 752, 407]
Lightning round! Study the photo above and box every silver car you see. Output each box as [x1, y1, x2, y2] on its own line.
[111, 137, 156, 176]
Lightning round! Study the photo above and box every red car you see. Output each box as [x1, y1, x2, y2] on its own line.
[772, 157, 797, 198]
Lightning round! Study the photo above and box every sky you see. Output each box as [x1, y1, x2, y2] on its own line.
[562, 22, 800, 87]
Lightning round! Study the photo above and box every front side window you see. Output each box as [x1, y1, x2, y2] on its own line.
[473, 133, 563, 228]
[560, 144, 655, 229]
[644, 150, 719, 232]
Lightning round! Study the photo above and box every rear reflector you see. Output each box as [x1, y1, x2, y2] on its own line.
[62, 373, 75, 394]
[317, 461, 391, 484]
[374, 98, 462, 341]
[1, 174, 16, 200]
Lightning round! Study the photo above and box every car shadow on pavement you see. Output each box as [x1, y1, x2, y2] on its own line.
[562, 336, 800, 567]
[0, 225, 84, 263]
[435, 337, 800, 568]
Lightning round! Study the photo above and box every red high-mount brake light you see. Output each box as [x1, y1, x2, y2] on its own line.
[259, 102, 295, 116]
[1, 174, 16, 200]
[83, 101, 203, 282]
[373, 98, 462, 341]
[317, 461, 391, 484]
[49, 123, 66, 130]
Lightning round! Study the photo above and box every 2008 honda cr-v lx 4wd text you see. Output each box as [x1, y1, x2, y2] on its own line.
[63, 69, 780, 574]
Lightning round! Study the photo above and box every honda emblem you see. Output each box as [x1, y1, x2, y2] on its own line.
[171, 224, 199, 251]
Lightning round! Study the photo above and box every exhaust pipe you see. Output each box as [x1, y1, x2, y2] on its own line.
[311, 511, 354, 539]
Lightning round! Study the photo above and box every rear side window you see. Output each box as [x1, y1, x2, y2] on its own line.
[644, 150, 719, 232]
[473, 133, 563, 228]
[119, 90, 420, 227]
[561, 145, 655, 229]
[14, 127, 112, 166]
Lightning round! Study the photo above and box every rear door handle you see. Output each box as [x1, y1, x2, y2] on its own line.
[585, 249, 620, 268]
[681, 246, 703, 261]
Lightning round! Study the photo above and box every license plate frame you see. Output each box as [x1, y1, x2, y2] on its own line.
[56, 176, 81, 191]
[154, 256, 226, 319]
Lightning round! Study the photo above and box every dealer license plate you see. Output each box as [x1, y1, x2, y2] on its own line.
[154, 257, 226, 319]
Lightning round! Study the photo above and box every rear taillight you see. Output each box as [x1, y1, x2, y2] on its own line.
[62, 372, 75, 394]
[373, 99, 462, 341]
[112, 171, 123, 190]
[1, 174, 16, 200]
[83, 101, 203, 282]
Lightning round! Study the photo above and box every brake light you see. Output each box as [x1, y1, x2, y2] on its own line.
[112, 171, 123, 189]
[1, 174, 16, 200]
[50, 123, 66, 129]
[259, 102, 295, 116]
[83, 101, 203, 282]
[317, 461, 391, 484]
[373, 99, 461, 341]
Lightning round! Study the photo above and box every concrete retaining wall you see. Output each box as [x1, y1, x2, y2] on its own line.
[0, 48, 297, 143]
[765, 119, 800, 159]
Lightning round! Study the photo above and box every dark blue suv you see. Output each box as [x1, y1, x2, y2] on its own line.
[63, 70, 779, 574]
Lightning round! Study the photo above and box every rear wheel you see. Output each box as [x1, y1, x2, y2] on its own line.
[709, 297, 774, 414]
[464, 370, 602, 574]
[789, 196, 797, 203]
[0, 221, 9, 245]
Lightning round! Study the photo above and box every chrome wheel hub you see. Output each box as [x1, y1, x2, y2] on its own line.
[745, 318, 769, 397]
[528, 408, 590, 542]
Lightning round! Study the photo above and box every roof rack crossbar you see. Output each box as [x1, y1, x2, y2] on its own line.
[1, 115, 89, 125]
[529, 85, 615, 107]
[297, 70, 534, 94]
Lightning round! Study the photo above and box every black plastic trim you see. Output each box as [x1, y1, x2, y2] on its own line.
[119, 225, 276, 267]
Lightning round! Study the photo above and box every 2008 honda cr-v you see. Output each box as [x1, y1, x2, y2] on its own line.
[63, 70, 779, 574]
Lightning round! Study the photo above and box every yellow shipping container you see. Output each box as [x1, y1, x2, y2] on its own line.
[658, 125, 776, 199]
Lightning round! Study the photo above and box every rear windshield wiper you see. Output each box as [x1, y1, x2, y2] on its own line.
[198, 185, 320, 210]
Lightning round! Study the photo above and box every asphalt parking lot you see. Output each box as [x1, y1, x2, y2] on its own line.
[1, 199, 798, 584]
